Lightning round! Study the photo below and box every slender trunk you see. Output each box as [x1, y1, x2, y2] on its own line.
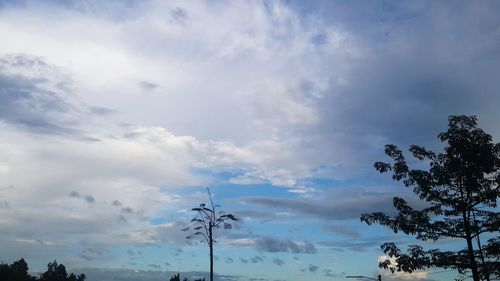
[209, 222, 214, 281]
[476, 234, 489, 281]
[473, 212, 490, 281]
[463, 211, 480, 281]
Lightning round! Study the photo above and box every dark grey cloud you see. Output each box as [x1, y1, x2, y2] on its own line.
[77, 253, 93, 261]
[323, 269, 344, 278]
[0, 54, 112, 138]
[0, 74, 75, 135]
[170, 7, 187, 25]
[139, 80, 158, 91]
[272, 258, 285, 266]
[171, 248, 183, 256]
[69, 191, 80, 198]
[112, 200, 122, 207]
[224, 257, 234, 264]
[70, 191, 96, 204]
[0, 55, 77, 135]
[147, 264, 161, 269]
[88, 106, 117, 116]
[323, 224, 361, 238]
[282, 1, 500, 181]
[307, 264, 319, 273]
[320, 235, 408, 252]
[121, 207, 134, 214]
[255, 236, 316, 254]
[250, 256, 264, 263]
[78, 246, 108, 261]
[84, 195, 95, 204]
[239, 257, 248, 264]
[239, 188, 407, 221]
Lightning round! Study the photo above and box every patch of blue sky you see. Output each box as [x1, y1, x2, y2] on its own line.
[112, 244, 204, 271]
[149, 216, 169, 225]
[182, 168, 297, 197]
[187, 165, 386, 197]
[310, 33, 328, 46]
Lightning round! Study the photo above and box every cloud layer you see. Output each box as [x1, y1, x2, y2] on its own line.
[0, 1, 499, 281]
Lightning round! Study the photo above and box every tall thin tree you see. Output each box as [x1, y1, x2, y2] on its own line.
[183, 188, 238, 281]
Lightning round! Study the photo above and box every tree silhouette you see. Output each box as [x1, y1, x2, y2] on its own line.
[169, 274, 205, 281]
[39, 261, 85, 281]
[183, 188, 238, 281]
[169, 273, 180, 281]
[361, 116, 499, 281]
[0, 258, 36, 281]
[0, 259, 85, 281]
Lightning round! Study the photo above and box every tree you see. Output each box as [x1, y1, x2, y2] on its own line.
[169, 274, 205, 281]
[0, 259, 84, 281]
[0, 258, 36, 281]
[39, 261, 85, 281]
[169, 273, 180, 281]
[361, 115, 500, 281]
[183, 188, 238, 281]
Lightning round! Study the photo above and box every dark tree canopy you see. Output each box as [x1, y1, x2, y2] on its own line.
[0, 258, 35, 281]
[169, 273, 205, 281]
[39, 261, 85, 281]
[361, 115, 500, 281]
[0, 259, 85, 281]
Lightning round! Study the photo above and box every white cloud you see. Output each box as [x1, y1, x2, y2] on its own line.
[225, 238, 255, 247]
[378, 255, 429, 280]
[0, 0, 358, 191]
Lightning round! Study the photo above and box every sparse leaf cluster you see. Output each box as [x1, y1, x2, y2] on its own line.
[182, 188, 238, 281]
[183, 201, 237, 246]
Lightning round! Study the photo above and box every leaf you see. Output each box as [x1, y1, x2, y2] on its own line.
[203, 207, 214, 213]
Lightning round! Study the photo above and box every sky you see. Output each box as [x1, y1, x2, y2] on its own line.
[0, 0, 499, 281]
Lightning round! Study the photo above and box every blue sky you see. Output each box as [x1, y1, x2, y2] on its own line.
[0, 1, 499, 281]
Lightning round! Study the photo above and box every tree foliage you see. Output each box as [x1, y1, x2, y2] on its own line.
[0, 259, 85, 281]
[182, 188, 238, 281]
[0, 258, 35, 281]
[39, 261, 85, 281]
[361, 115, 500, 281]
[169, 273, 205, 281]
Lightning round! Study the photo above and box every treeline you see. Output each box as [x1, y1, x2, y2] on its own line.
[1, 259, 206, 281]
[0, 259, 85, 281]
[169, 273, 205, 281]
